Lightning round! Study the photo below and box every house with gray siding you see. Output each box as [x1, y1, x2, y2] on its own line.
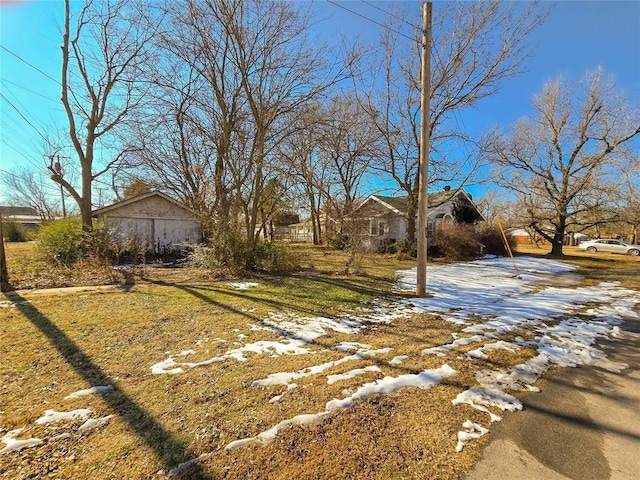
[348, 188, 484, 250]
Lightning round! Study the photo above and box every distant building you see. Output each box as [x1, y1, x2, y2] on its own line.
[347, 189, 485, 249]
[93, 191, 202, 254]
[0, 206, 44, 231]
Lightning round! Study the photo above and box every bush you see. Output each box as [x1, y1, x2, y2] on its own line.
[36, 217, 84, 265]
[184, 239, 300, 275]
[3, 221, 29, 242]
[433, 223, 484, 261]
[325, 232, 349, 250]
[395, 239, 416, 258]
[183, 243, 224, 272]
[119, 235, 152, 265]
[479, 227, 511, 256]
[253, 239, 301, 273]
[377, 238, 398, 254]
[85, 220, 120, 264]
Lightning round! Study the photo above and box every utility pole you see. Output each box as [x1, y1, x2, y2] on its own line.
[47, 152, 67, 218]
[0, 211, 9, 292]
[416, 1, 432, 297]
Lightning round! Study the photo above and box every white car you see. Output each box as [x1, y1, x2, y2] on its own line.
[578, 239, 640, 256]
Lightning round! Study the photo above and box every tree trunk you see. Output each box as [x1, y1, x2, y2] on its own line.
[309, 194, 321, 245]
[405, 193, 418, 246]
[311, 214, 319, 245]
[81, 160, 93, 232]
[549, 216, 567, 256]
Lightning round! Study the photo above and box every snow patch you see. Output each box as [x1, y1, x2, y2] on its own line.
[35, 409, 92, 425]
[64, 385, 114, 399]
[78, 415, 115, 433]
[0, 429, 43, 455]
[227, 282, 259, 290]
[326, 364, 457, 410]
[456, 420, 489, 452]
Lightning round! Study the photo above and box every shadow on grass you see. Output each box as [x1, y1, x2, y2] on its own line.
[138, 267, 400, 320]
[5, 291, 213, 479]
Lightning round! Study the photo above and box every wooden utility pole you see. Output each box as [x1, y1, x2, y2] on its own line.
[416, 1, 432, 297]
[0, 212, 9, 292]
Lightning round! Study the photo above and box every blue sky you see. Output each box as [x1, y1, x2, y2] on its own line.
[1, 0, 639, 204]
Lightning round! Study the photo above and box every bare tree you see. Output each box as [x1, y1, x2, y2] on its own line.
[215, 0, 355, 267]
[358, 1, 547, 246]
[125, 0, 354, 269]
[278, 105, 330, 244]
[51, 0, 157, 232]
[610, 173, 640, 243]
[321, 93, 382, 219]
[487, 69, 640, 255]
[1, 167, 61, 221]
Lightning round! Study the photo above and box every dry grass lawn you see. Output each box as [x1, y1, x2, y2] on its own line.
[1, 241, 638, 479]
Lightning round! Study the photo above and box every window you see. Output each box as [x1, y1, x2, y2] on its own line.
[378, 221, 386, 236]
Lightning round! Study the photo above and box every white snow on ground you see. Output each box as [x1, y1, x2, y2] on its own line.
[456, 420, 489, 453]
[396, 257, 639, 450]
[77, 415, 115, 433]
[156, 256, 640, 468]
[64, 385, 114, 399]
[252, 344, 392, 388]
[213, 256, 638, 455]
[35, 409, 92, 425]
[225, 364, 457, 453]
[150, 310, 407, 375]
[327, 366, 381, 385]
[0, 429, 43, 455]
[389, 355, 409, 365]
[1, 386, 118, 455]
[326, 364, 457, 411]
[6, 256, 638, 465]
[227, 282, 259, 290]
[0, 300, 30, 308]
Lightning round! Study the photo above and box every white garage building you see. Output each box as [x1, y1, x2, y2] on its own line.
[93, 191, 202, 254]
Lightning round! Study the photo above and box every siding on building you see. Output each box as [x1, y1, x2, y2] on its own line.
[93, 192, 201, 254]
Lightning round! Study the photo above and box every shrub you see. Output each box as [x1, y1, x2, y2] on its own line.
[395, 239, 416, 258]
[479, 227, 511, 256]
[184, 239, 300, 275]
[183, 243, 224, 272]
[253, 239, 301, 273]
[325, 232, 349, 250]
[85, 220, 120, 264]
[377, 238, 397, 254]
[433, 223, 484, 261]
[3, 221, 29, 242]
[119, 235, 152, 265]
[35, 217, 84, 265]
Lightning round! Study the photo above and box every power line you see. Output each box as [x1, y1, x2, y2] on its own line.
[0, 79, 59, 103]
[324, 0, 417, 44]
[0, 45, 61, 86]
[1, 136, 50, 173]
[0, 93, 48, 143]
[1, 117, 35, 146]
[1, 81, 43, 132]
[1, 140, 41, 166]
[360, 0, 418, 30]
